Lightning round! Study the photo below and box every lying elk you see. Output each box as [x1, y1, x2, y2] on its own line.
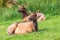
[18, 5, 28, 19]
[18, 5, 46, 22]
[35, 10, 46, 21]
[7, 12, 38, 35]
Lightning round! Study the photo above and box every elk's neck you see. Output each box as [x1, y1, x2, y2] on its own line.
[33, 19, 38, 31]
[22, 11, 28, 18]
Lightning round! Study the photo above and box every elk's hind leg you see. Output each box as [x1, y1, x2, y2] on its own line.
[7, 22, 18, 35]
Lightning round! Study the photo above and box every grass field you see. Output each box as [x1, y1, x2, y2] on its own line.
[0, 15, 60, 40]
[0, 0, 60, 40]
[0, 0, 60, 21]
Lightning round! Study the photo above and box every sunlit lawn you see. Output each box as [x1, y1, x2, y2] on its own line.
[0, 16, 60, 40]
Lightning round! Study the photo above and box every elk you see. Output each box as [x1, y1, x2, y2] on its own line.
[6, 0, 17, 8]
[36, 10, 46, 21]
[7, 12, 38, 35]
[18, 5, 28, 19]
[18, 5, 46, 22]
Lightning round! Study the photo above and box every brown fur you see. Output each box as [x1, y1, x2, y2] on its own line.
[18, 6, 28, 18]
[18, 6, 46, 22]
[14, 12, 38, 34]
[7, 22, 18, 35]
[14, 21, 34, 34]
[36, 13, 46, 22]
[7, 12, 38, 35]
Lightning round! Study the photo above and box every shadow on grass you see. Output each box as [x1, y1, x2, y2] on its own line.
[39, 28, 50, 31]
[36, 28, 51, 34]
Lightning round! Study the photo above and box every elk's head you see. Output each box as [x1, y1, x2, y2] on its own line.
[18, 5, 26, 13]
[28, 12, 37, 21]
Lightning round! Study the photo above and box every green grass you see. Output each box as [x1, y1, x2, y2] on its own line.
[0, 0, 60, 21]
[0, 0, 60, 40]
[0, 16, 60, 40]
